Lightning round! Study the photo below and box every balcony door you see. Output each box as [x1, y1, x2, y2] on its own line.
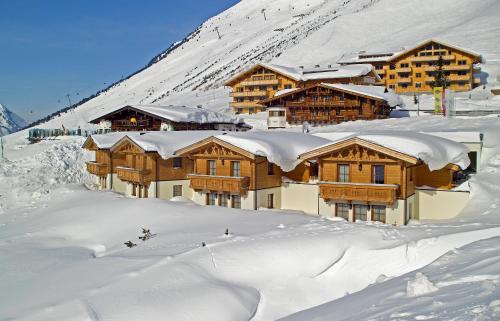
[372, 165, 385, 184]
[338, 164, 350, 182]
[208, 160, 216, 176]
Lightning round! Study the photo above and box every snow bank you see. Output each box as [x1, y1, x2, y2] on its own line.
[406, 272, 438, 297]
[313, 131, 470, 171]
[215, 131, 331, 172]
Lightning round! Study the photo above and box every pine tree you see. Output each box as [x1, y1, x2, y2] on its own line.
[432, 55, 447, 88]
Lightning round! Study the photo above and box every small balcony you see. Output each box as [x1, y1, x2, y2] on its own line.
[231, 90, 268, 98]
[448, 75, 470, 82]
[116, 167, 151, 184]
[86, 161, 109, 176]
[411, 54, 455, 62]
[231, 101, 264, 108]
[319, 182, 398, 204]
[396, 67, 412, 73]
[398, 77, 412, 84]
[240, 75, 279, 86]
[188, 174, 250, 195]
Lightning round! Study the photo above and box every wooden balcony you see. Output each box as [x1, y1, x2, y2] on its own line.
[319, 182, 398, 204]
[448, 75, 470, 81]
[231, 90, 268, 98]
[398, 77, 412, 83]
[231, 101, 263, 108]
[285, 100, 356, 108]
[425, 65, 470, 72]
[116, 167, 151, 184]
[188, 174, 250, 195]
[375, 69, 385, 75]
[86, 161, 109, 176]
[396, 67, 412, 73]
[411, 54, 455, 62]
[474, 77, 481, 84]
[241, 77, 279, 86]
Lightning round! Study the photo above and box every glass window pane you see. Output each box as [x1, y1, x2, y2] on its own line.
[354, 204, 369, 221]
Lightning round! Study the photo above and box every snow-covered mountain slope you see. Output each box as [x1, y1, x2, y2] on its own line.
[0, 103, 26, 136]
[29, 0, 500, 130]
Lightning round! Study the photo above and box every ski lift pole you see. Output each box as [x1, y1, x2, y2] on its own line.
[0, 136, 4, 160]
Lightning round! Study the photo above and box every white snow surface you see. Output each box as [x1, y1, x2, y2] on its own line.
[313, 131, 470, 171]
[214, 131, 331, 172]
[1, 116, 500, 321]
[261, 63, 376, 81]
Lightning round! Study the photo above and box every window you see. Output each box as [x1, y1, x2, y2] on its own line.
[389, 85, 395, 89]
[354, 204, 369, 221]
[415, 73, 421, 78]
[208, 160, 216, 176]
[458, 71, 468, 76]
[232, 195, 241, 209]
[207, 192, 217, 205]
[338, 164, 350, 182]
[401, 84, 408, 89]
[336, 203, 349, 220]
[372, 165, 385, 184]
[389, 75, 395, 79]
[267, 194, 274, 209]
[220, 194, 229, 207]
[272, 85, 278, 90]
[400, 63, 409, 68]
[372, 205, 386, 223]
[389, 64, 396, 70]
[458, 60, 467, 65]
[415, 62, 422, 67]
[173, 185, 182, 197]
[284, 84, 292, 89]
[173, 157, 182, 168]
[267, 162, 274, 175]
[415, 83, 422, 88]
[231, 161, 241, 177]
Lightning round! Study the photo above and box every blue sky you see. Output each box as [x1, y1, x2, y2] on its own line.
[0, 0, 239, 122]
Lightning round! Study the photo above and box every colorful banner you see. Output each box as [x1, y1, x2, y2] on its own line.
[433, 87, 444, 115]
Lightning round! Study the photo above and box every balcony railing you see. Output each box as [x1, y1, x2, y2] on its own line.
[113, 119, 150, 127]
[319, 182, 398, 204]
[240, 78, 279, 86]
[285, 100, 356, 108]
[230, 102, 264, 108]
[397, 77, 412, 83]
[425, 65, 470, 72]
[86, 161, 109, 176]
[474, 77, 481, 84]
[188, 174, 250, 195]
[396, 67, 412, 73]
[448, 75, 471, 81]
[411, 54, 455, 62]
[231, 90, 268, 97]
[116, 167, 151, 184]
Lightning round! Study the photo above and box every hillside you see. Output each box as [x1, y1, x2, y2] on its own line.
[0, 103, 26, 136]
[26, 0, 500, 131]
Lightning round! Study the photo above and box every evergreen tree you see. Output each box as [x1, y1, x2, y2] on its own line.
[432, 55, 447, 88]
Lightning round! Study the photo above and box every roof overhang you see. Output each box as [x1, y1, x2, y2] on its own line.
[175, 136, 256, 160]
[388, 39, 481, 62]
[299, 137, 419, 165]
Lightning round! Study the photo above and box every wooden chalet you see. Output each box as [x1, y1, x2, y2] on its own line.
[89, 105, 250, 132]
[338, 39, 482, 93]
[299, 136, 464, 224]
[261, 83, 397, 125]
[224, 63, 381, 114]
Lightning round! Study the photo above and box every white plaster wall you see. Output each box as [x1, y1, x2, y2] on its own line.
[319, 199, 335, 218]
[155, 180, 192, 201]
[385, 199, 406, 226]
[192, 191, 207, 206]
[112, 174, 128, 195]
[281, 182, 320, 215]
[241, 191, 255, 210]
[464, 142, 482, 171]
[256, 187, 282, 209]
[416, 189, 470, 220]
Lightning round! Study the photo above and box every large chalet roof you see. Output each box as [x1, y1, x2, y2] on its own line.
[82, 132, 129, 150]
[89, 105, 245, 125]
[175, 131, 331, 172]
[224, 63, 378, 86]
[262, 83, 403, 107]
[305, 131, 470, 171]
[338, 39, 481, 64]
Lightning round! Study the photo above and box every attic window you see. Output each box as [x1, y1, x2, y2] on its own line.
[173, 157, 182, 168]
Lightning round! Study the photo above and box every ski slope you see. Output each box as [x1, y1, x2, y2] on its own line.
[22, 0, 500, 131]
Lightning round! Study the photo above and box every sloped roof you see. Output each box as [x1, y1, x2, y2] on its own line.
[306, 131, 470, 171]
[388, 39, 481, 62]
[90, 105, 244, 125]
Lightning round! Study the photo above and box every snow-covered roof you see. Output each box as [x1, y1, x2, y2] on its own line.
[310, 131, 470, 171]
[214, 131, 332, 172]
[117, 131, 221, 159]
[321, 83, 403, 107]
[424, 132, 482, 144]
[274, 88, 297, 97]
[88, 132, 130, 149]
[91, 105, 245, 125]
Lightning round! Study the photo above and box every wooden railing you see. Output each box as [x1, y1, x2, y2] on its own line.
[231, 90, 268, 97]
[319, 182, 398, 204]
[396, 67, 412, 73]
[114, 119, 150, 127]
[231, 102, 263, 108]
[410, 54, 455, 62]
[86, 161, 109, 176]
[188, 174, 250, 195]
[397, 77, 412, 83]
[116, 167, 151, 184]
[285, 100, 355, 108]
[241, 78, 279, 86]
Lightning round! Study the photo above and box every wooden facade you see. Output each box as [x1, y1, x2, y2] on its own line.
[300, 138, 460, 223]
[261, 84, 393, 125]
[340, 40, 482, 93]
[89, 105, 248, 132]
[224, 63, 381, 115]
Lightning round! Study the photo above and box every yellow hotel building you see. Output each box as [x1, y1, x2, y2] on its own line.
[338, 39, 482, 94]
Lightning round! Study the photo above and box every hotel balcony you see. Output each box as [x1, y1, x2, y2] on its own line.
[410, 54, 455, 62]
[396, 67, 412, 73]
[230, 101, 263, 108]
[473, 77, 481, 84]
[116, 167, 151, 184]
[375, 69, 385, 75]
[188, 174, 250, 195]
[319, 182, 398, 204]
[86, 161, 109, 176]
[425, 65, 470, 72]
[231, 90, 268, 98]
[240, 74, 279, 86]
[397, 77, 413, 84]
[448, 75, 471, 82]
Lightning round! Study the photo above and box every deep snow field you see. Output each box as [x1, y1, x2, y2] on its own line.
[1, 115, 500, 321]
